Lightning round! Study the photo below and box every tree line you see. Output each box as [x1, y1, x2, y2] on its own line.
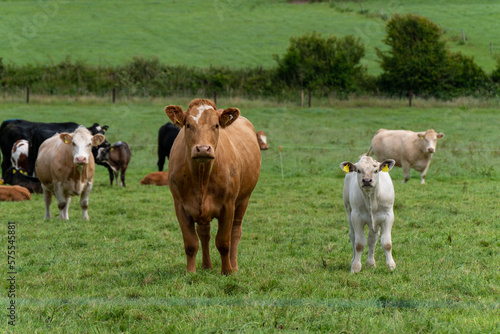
[1, 14, 499, 101]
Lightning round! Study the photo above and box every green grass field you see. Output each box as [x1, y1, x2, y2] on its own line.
[1, 99, 499, 332]
[0, 0, 499, 74]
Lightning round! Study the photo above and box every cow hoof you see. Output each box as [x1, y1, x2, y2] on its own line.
[351, 263, 362, 273]
[386, 261, 396, 271]
[366, 260, 376, 268]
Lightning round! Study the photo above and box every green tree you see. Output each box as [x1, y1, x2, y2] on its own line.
[273, 32, 366, 92]
[376, 14, 448, 97]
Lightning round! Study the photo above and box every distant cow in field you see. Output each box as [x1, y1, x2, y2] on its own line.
[0, 185, 31, 201]
[340, 156, 396, 273]
[157, 122, 180, 171]
[11, 139, 29, 171]
[140, 171, 169, 186]
[366, 129, 444, 184]
[166, 98, 261, 275]
[1, 167, 43, 194]
[256, 131, 269, 150]
[35, 126, 105, 220]
[96, 141, 131, 187]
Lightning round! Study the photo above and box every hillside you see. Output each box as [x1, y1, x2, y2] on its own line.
[0, 0, 498, 74]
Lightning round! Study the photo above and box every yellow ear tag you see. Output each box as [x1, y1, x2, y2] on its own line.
[382, 165, 389, 172]
[343, 164, 350, 173]
[110, 148, 114, 151]
[176, 119, 180, 124]
[13, 169, 16, 174]
[64, 139, 68, 144]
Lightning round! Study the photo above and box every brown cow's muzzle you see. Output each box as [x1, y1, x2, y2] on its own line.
[74, 156, 88, 165]
[192, 145, 215, 161]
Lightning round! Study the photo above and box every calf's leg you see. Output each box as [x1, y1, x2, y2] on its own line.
[43, 189, 52, 219]
[80, 182, 93, 220]
[350, 214, 366, 273]
[366, 227, 380, 268]
[380, 219, 396, 271]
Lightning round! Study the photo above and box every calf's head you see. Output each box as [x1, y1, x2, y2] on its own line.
[60, 127, 105, 166]
[340, 156, 395, 190]
[417, 129, 444, 154]
[165, 99, 239, 162]
[256, 131, 269, 150]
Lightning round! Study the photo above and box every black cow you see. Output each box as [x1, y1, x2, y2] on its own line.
[96, 141, 131, 187]
[1, 167, 43, 194]
[0, 119, 109, 177]
[157, 122, 180, 171]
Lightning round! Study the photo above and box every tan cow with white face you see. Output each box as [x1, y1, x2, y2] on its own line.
[35, 126, 105, 220]
[367, 129, 444, 184]
[166, 99, 261, 275]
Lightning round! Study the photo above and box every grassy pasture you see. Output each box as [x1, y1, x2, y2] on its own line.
[0, 100, 499, 332]
[0, 0, 499, 74]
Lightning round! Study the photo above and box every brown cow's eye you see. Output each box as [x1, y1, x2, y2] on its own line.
[215, 124, 219, 129]
[186, 124, 190, 129]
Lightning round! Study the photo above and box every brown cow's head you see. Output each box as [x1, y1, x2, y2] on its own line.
[165, 99, 239, 162]
[417, 129, 444, 154]
[256, 130, 269, 150]
[60, 126, 106, 166]
[340, 156, 395, 190]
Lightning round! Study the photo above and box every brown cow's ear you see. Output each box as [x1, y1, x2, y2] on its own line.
[379, 159, 395, 172]
[340, 161, 356, 173]
[165, 105, 185, 127]
[60, 133, 73, 144]
[219, 108, 240, 128]
[92, 134, 106, 147]
[437, 133, 444, 139]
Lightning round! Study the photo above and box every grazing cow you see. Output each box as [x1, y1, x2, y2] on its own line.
[166, 98, 261, 275]
[1, 167, 43, 194]
[366, 129, 444, 184]
[0, 185, 31, 201]
[256, 130, 269, 150]
[35, 126, 105, 220]
[0, 119, 108, 177]
[96, 141, 131, 187]
[140, 171, 169, 186]
[340, 156, 396, 273]
[157, 122, 180, 171]
[11, 139, 29, 171]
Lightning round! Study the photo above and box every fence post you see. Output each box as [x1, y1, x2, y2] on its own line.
[462, 29, 466, 42]
[214, 90, 217, 105]
[26, 87, 29, 104]
[308, 88, 312, 108]
[112, 88, 116, 103]
[409, 90, 413, 107]
[300, 89, 304, 107]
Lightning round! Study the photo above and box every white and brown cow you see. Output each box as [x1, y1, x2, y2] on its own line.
[35, 126, 105, 220]
[366, 129, 444, 184]
[256, 130, 269, 150]
[340, 156, 396, 273]
[11, 139, 29, 171]
[166, 98, 261, 275]
[96, 141, 131, 187]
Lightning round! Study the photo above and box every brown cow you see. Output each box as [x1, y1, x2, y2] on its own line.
[0, 185, 31, 201]
[11, 139, 29, 171]
[166, 99, 261, 275]
[140, 171, 169, 186]
[35, 126, 105, 220]
[256, 130, 269, 150]
[367, 129, 444, 184]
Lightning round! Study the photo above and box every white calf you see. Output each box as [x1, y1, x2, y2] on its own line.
[340, 156, 396, 273]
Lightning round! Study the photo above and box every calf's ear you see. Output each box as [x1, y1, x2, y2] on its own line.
[219, 108, 240, 128]
[60, 133, 73, 144]
[165, 105, 186, 127]
[379, 159, 396, 172]
[340, 161, 356, 173]
[417, 132, 425, 139]
[437, 133, 444, 139]
[92, 134, 106, 147]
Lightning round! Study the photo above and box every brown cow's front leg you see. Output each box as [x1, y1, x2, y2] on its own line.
[230, 198, 250, 272]
[196, 223, 212, 269]
[174, 202, 198, 273]
[216, 204, 235, 275]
